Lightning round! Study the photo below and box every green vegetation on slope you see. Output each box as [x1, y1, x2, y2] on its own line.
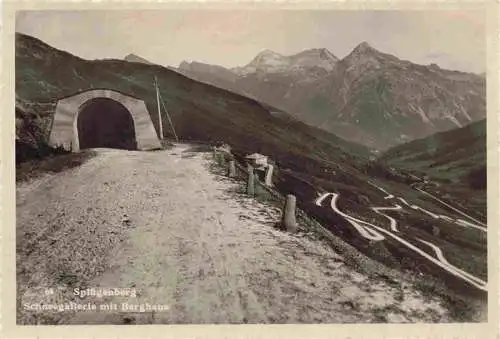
[16, 33, 370, 174]
[379, 119, 486, 183]
[378, 119, 487, 219]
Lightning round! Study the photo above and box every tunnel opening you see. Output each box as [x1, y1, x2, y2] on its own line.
[77, 98, 137, 150]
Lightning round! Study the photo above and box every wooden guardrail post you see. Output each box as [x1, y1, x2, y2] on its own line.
[247, 164, 255, 196]
[264, 164, 274, 187]
[228, 160, 236, 178]
[281, 194, 297, 233]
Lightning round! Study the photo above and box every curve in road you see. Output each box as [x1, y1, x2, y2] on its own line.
[314, 191, 487, 292]
[416, 238, 487, 287]
[415, 187, 487, 228]
[369, 182, 487, 233]
[371, 205, 402, 232]
[315, 193, 385, 242]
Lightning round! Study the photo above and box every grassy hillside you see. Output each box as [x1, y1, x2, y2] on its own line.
[380, 119, 486, 182]
[378, 119, 486, 219]
[16, 33, 370, 173]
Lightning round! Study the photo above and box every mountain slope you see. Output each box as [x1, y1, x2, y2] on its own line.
[15, 33, 370, 173]
[296, 43, 486, 149]
[379, 119, 486, 186]
[378, 119, 486, 219]
[177, 43, 486, 150]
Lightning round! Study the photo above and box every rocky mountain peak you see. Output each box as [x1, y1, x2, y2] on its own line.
[355, 41, 374, 51]
[231, 49, 287, 75]
[289, 48, 339, 72]
[249, 49, 286, 66]
[341, 41, 396, 73]
[346, 42, 382, 59]
[297, 48, 336, 57]
[318, 48, 339, 61]
[124, 53, 153, 65]
[233, 48, 340, 75]
[178, 60, 191, 69]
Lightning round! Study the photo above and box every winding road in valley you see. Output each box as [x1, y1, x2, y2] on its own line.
[313, 182, 487, 292]
[413, 186, 487, 228]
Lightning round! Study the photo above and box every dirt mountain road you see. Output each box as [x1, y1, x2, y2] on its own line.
[16, 144, 450, 324]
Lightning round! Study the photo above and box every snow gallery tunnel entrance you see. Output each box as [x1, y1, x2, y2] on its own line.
[49, 89, 162, 152]
[77, 98, 137, 150]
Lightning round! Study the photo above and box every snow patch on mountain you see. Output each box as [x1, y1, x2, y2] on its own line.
[232, 48, 339, 75]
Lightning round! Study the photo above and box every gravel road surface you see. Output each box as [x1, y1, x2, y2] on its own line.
[16, 144, 450, 324]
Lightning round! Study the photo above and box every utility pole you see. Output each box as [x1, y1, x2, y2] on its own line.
[159, 93, 179, 142]
[154, 76, 163, 140]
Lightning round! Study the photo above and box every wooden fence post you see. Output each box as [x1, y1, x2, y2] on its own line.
[247, 164, 255, 196]
[228, 160, 236, 178]
[281, 194, 297, 233]
[264, 164, 274, 187]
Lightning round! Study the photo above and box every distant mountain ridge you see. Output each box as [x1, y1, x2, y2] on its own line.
[177, 42, 486, 150]
[124, 53, 154, 65]
[231, 48, 339, 75]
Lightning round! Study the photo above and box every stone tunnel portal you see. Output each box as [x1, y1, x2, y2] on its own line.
[77, 98, 137, 150]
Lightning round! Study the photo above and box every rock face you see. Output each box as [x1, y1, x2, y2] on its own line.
[176, 43, 486, 150]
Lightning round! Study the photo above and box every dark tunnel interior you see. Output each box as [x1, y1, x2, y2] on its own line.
[77, 98, 137, 150]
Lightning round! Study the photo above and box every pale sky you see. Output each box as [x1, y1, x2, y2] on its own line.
[16, 10, 486, 73]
